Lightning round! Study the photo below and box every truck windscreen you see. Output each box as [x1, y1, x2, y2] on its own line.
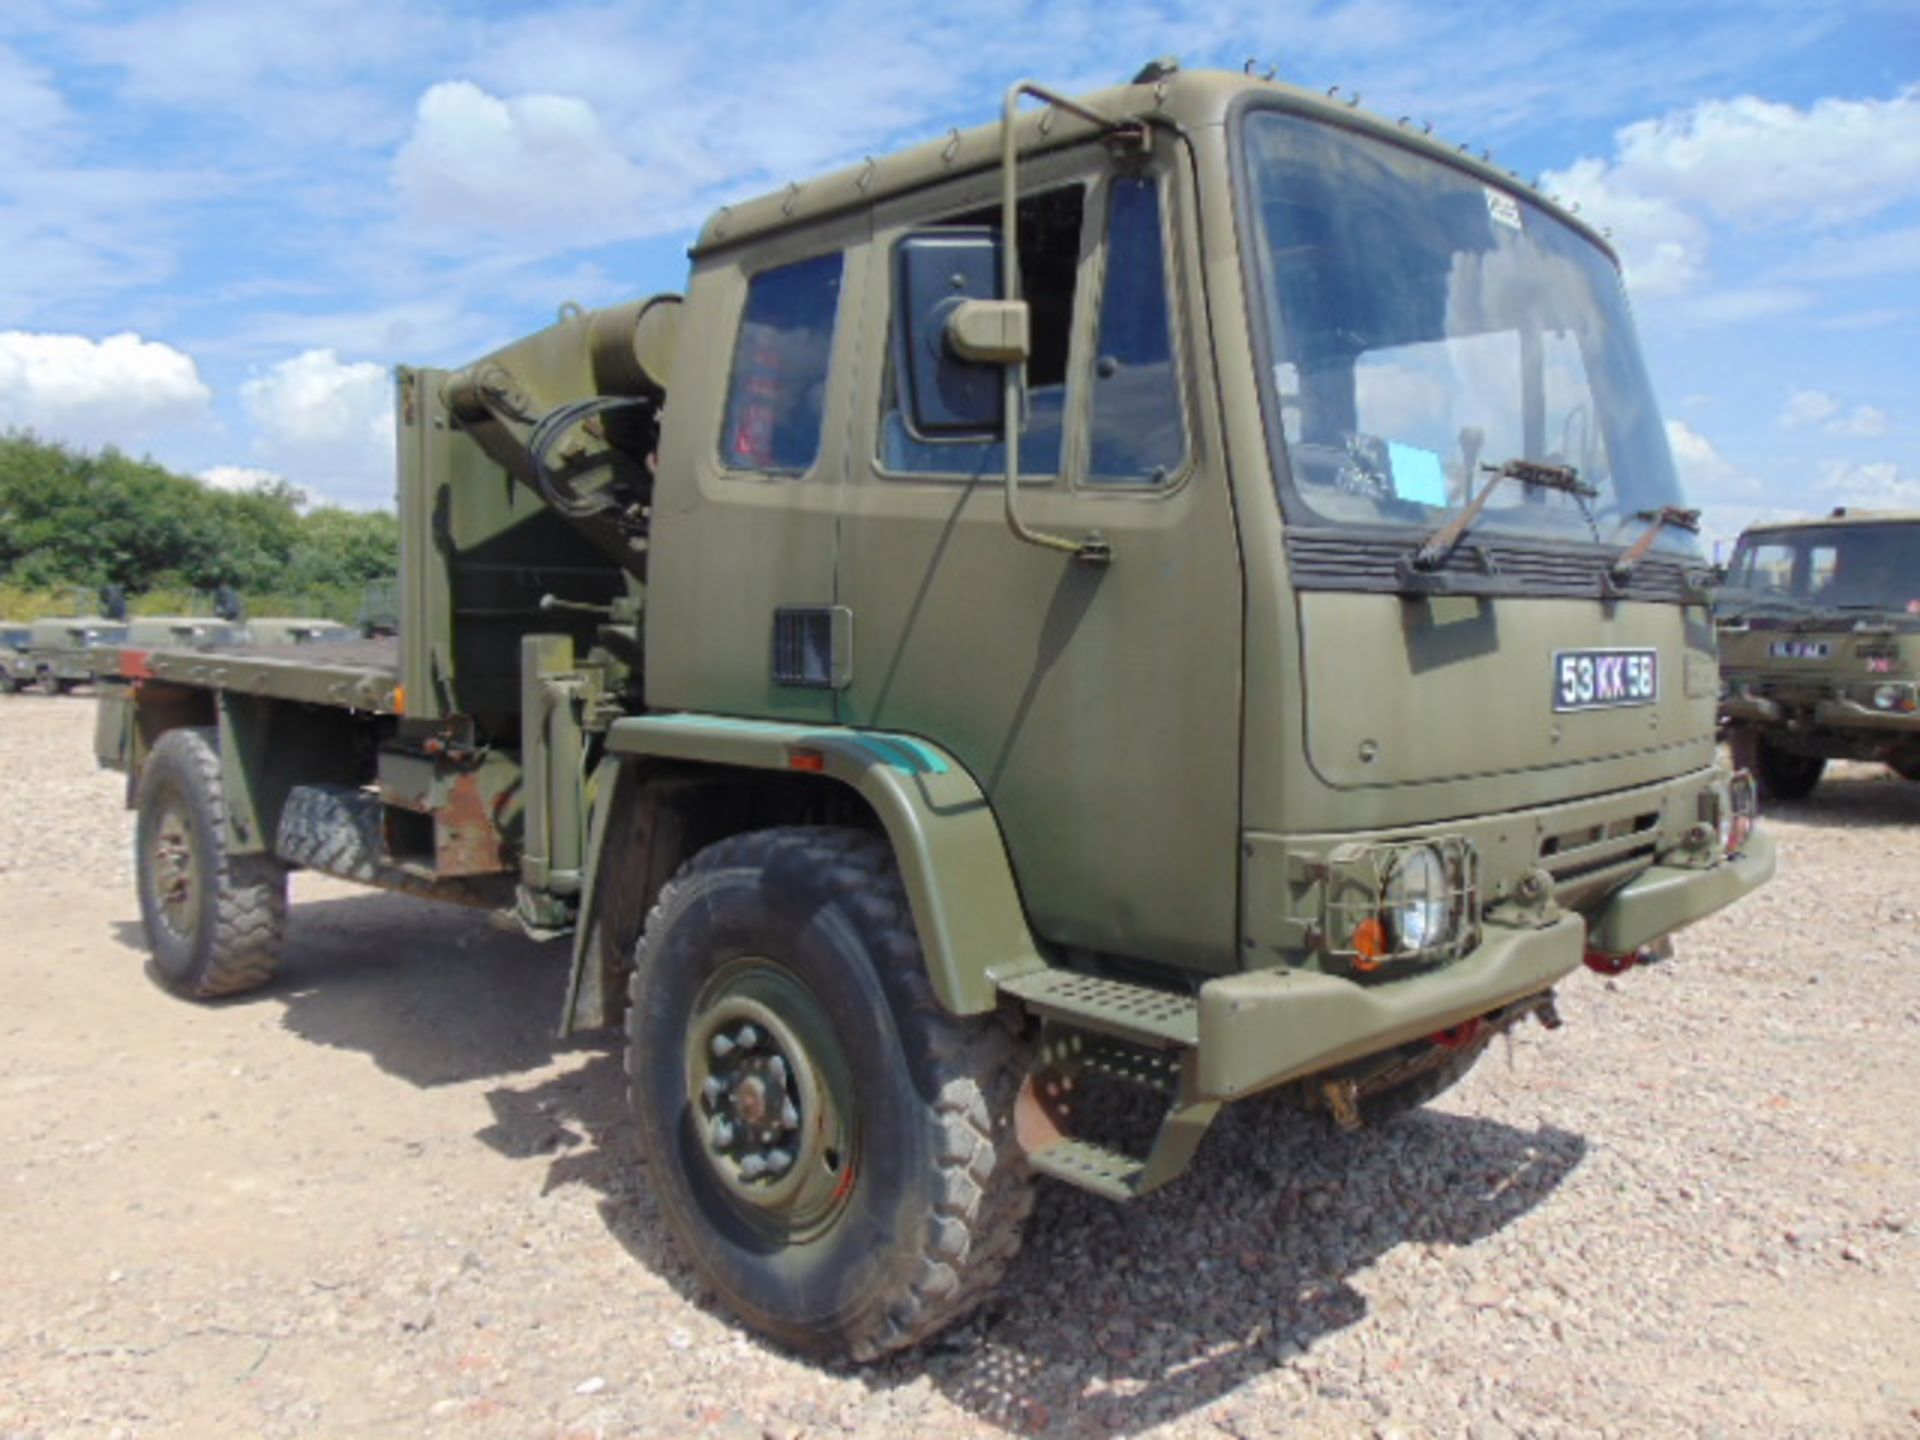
[1241, 109, 1694, 559]
[1721, 523, 1920, 619]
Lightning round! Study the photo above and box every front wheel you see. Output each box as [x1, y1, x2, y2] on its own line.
[33, 669, 59, 696]
[134, 727, 288, 998]
[626, 826, 1033, 1361]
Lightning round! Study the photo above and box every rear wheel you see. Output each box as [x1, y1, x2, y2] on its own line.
[1890, 754, 1920, 783]
[626, 826, 1033, 1361]
[134, 727, 287, 999]
[33, 668, 59, 696]
[1756, 741, 1825, 801]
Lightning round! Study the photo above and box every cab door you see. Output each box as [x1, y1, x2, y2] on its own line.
[835, 145, 1245, 973]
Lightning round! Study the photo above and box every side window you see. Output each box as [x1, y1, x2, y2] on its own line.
[1088, 175, 1184, 485]
[879, 185, 1085, 477]
[720, 251, 843, 474]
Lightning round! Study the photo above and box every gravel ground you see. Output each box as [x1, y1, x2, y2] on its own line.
[0, 692, 1916, 1438]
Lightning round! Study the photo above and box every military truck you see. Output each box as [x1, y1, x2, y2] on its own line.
[0, 625, 32, 693]
[355, 578, 400, 638]
[1717, 507, 1920, 797]
[124, 617, 251, 651]
[20, 616, 127, 694]
[246, 617, 354, 646]
[93, 64, 1772, 1359]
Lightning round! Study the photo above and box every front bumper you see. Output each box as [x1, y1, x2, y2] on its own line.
[1193, 829, 1776, 1101]
[1723, 691, 1920, 733]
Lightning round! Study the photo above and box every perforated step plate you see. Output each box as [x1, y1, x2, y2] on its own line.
[1024, 1136, 1148, 1203]
[1000, 969, 1199, 1047]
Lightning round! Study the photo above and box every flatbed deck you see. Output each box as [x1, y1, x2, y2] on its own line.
[102, 637, 402, 714]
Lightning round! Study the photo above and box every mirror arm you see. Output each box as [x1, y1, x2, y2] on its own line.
[998, 80, 1113, 567]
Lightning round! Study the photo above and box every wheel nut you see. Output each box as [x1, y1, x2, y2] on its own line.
[779, 1098, 799, 1130]
[701, 1076, 726, 1103]
[765, 1148, 793, 1175]
[739, 1153, 768, 1179]
[711, 1117, 735, 1147]
[710, 1033, 736, 1058]
[736, 1025, 760, 1050]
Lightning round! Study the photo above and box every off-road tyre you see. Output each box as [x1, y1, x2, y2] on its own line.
[33, 668, 59, 697]
[1756, 741, 1824, 802]
[275, 783, 384, 881]
[1890, 754, 1920, 784]
[135, 726, 287, 999]
[626, 825, 1034, 1362]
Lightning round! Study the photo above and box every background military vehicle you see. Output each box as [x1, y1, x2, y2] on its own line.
[1717, 508, 1920, 797]
[355, 578, 399, 638]
[93, 63, 1771, 1359]
[123, 617, 250, 651]
[0, 625, 32, 693]
[246, 617, 354, 646]
[22, 616, 126, 694]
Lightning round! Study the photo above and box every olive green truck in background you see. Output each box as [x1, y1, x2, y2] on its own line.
[93, 64, 1773, 1359]
[3, 616, 128, 694]
[1717, 508, 1920, 797]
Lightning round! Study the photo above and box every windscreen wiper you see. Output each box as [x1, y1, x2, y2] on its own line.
[1410, 458, 1596, 572]
[1607, 505, 1701, 585]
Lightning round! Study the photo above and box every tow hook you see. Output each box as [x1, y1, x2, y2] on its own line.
[1534, 995, 1563, 1030]
[1321, 1078, 1363, 1134]
[1583, 937, 1675, 976]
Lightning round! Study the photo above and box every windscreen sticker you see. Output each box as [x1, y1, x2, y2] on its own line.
[1387, 441, 1449, 505]
[1485, 187, 1522, 231]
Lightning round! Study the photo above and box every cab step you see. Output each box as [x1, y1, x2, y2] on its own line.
[999, 968, 1199, 1048]
[1013, 1016, 1219, 1202]
[1025, 1136, 1148, 1202]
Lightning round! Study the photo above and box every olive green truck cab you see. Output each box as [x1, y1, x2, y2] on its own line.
[94, 65, 1772, 1359]
[1717, 508, 1920, 797]
[7, 616, 127, 695]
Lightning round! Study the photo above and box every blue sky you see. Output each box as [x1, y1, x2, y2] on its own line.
[1, 1, 1915, 551]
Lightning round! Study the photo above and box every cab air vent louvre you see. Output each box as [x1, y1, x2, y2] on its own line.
[1285, 532, 1697, 601]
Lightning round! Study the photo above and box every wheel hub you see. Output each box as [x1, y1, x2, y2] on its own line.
[685, 965, 857, 1236]
[150, 800, 200, 939]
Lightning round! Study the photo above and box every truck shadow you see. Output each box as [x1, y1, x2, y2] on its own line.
[152, 889, 1588, 1437]
[1763, 770, 1918, 830]
[895, 1105, 1585, 1435]
[501, 1039, 1587, 1438]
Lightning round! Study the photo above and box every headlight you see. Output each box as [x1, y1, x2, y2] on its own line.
[1872, 682, 1917, 713]
[1323, 837, 1476, 970]
[1383, 846, 1450, 952]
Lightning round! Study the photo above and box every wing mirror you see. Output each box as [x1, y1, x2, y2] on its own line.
[894, 228, 1024, 437]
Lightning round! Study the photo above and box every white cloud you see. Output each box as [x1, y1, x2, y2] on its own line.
[1779, 390, 1892, 438]
[1816, 459, 1919, 510]
[1779, 390, 1841, 429]
[1825, 405, 1889, 439]
[1545, 85, 1920, 297]
[1666, 418, 1770, 550]
[1667, 419, 1762, 503]
[394, 81, 654, 246]
[0, 44, 70, 165]
[199, 463, 295, 494]
[239, 349, 394, 506]
[0, 330, 212, 447]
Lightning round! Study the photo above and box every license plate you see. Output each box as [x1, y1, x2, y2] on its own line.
[1768, 640, 1831, 660]
[1553, 648, 1658, 712]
